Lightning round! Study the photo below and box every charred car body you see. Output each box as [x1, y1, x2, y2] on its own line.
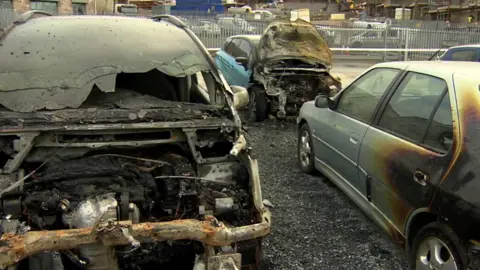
[298, 61, 480, 269]
[0, 12, 270, 270]
[215, 19, 341, 121]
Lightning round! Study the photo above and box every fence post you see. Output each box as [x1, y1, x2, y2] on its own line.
[404, 28, 410, 61]
[383, 26, 388, 61]
[383, 19, 392, 61]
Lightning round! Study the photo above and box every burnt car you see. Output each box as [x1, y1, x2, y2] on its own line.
[0, 12, 270, 270]
[297, 61, 480, 269]
[215, 19, 341, 121]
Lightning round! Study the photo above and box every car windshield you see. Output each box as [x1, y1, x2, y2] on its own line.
[0, 16, 228, 114]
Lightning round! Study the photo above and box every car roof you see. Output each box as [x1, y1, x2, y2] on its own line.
[448, 44, 480, 49]
[373, 61, 480, 79]
[230, 35, 261, 43]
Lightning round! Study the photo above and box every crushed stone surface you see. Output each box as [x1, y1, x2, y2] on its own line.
[248, 119, 479, 270]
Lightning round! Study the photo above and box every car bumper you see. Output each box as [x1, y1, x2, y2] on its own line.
[0, 157, 271, 268]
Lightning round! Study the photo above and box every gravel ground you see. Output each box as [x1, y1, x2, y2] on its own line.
[247, 119, 410, 270]
[247, 119, 480, 270]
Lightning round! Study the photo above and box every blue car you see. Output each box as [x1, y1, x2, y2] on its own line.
[215, 20, 341, 122]
[434, 45, 480, 62]
[215, 35, 260, 89]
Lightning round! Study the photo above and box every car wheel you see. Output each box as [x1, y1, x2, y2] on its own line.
[298, 123, 315, 174]
[410, 222, 469, 270]
[248, 86, 268, 122]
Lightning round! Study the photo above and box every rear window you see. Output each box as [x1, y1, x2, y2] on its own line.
[450, 49, 480, 61]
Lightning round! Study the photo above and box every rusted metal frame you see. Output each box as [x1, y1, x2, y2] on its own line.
[2, 133, 39, 174]
[0, 154, 271, 269]
[0, 119, 237, 135]
[183, 128, 236, 165]
[0, 216, 271, 268]
[34, 130, 187, 149]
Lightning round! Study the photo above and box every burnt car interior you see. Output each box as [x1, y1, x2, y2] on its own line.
[85, 69, 218, 107]
[0, 68, 261, 270]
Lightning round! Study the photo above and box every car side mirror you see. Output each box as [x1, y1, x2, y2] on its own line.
[235, 57, 249, 69]
[314, 95, 331, 109]
[230, 85, 249, 109]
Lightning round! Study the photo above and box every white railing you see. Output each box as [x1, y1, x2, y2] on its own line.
[0, 8, 474, 61]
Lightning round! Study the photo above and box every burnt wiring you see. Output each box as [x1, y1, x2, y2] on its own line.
[154, 175, 234, 186]
[0, 137, 79, 198]
[92, 154, 171, 166]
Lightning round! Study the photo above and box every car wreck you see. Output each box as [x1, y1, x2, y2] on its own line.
[255, 20, 341, 120]
[215, 19, 341, 121]
[0, 13, 270, 270]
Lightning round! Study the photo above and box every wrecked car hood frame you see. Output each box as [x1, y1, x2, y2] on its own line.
[257, 19, 333, 70]
[0, 16, 235, 113]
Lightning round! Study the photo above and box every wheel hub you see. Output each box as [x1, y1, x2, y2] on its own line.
[416, 237, 458, 270]
[299, 130, 311, 168]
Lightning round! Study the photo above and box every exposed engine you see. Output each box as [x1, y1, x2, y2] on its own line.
[261, 61, 341, 119]
[0, 151, 256, 270]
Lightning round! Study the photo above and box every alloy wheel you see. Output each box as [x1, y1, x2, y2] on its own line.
[416, 237, 458, 270]
[299, 130, 312, 168]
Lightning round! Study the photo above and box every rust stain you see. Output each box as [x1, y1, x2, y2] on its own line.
[0, 215, 270, 268]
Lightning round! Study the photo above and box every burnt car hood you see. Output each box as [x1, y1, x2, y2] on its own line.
[0, 16, 212, 113]
[257, 19, 333, 69]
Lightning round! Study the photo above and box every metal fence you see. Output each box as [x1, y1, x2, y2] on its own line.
[1, 8, 480, 61]
[0, 7, 13, 28]
[180, 15, 480, 60]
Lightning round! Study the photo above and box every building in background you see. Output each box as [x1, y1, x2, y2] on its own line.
[171, 0, 224, 12]
[3, 0, 95, 14]
[363, 0, 480, 23]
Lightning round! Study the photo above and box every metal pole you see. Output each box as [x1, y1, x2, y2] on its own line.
[404, 28, 410, 61]
[383, 23, 389, 61]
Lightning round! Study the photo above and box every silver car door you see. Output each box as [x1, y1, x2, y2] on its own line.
[358, 72, 453, 232]
[311, 68, 402, 195]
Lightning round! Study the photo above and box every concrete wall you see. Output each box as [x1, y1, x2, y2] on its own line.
[58, 0, 72, 14]
[449, 9, 480, 23]
[95, 0, 114, 14]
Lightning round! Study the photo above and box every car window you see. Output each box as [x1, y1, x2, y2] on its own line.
[225, 38, 243, 58]
[378, 72, 447, 143]
[422, 93, 453, 153]
[336, 68, 401, 123]
[365, 31, 378, 37]
[223, 40, 233, 52]
[237, 40, 252, 60]
[450, 49, 479, 61]
[382, 30, 398, 37]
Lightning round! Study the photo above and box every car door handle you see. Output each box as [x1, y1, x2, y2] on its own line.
[349, 137, 358, 145]
[413, 170, 429, 186]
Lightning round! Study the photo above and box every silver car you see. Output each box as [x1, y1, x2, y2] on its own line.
[297, 61, 480, 270]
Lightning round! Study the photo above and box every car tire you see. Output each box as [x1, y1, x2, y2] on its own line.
[409, 222, 470, 270]
[248, 86, 268, 122]
[298, 123, 315, 174]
